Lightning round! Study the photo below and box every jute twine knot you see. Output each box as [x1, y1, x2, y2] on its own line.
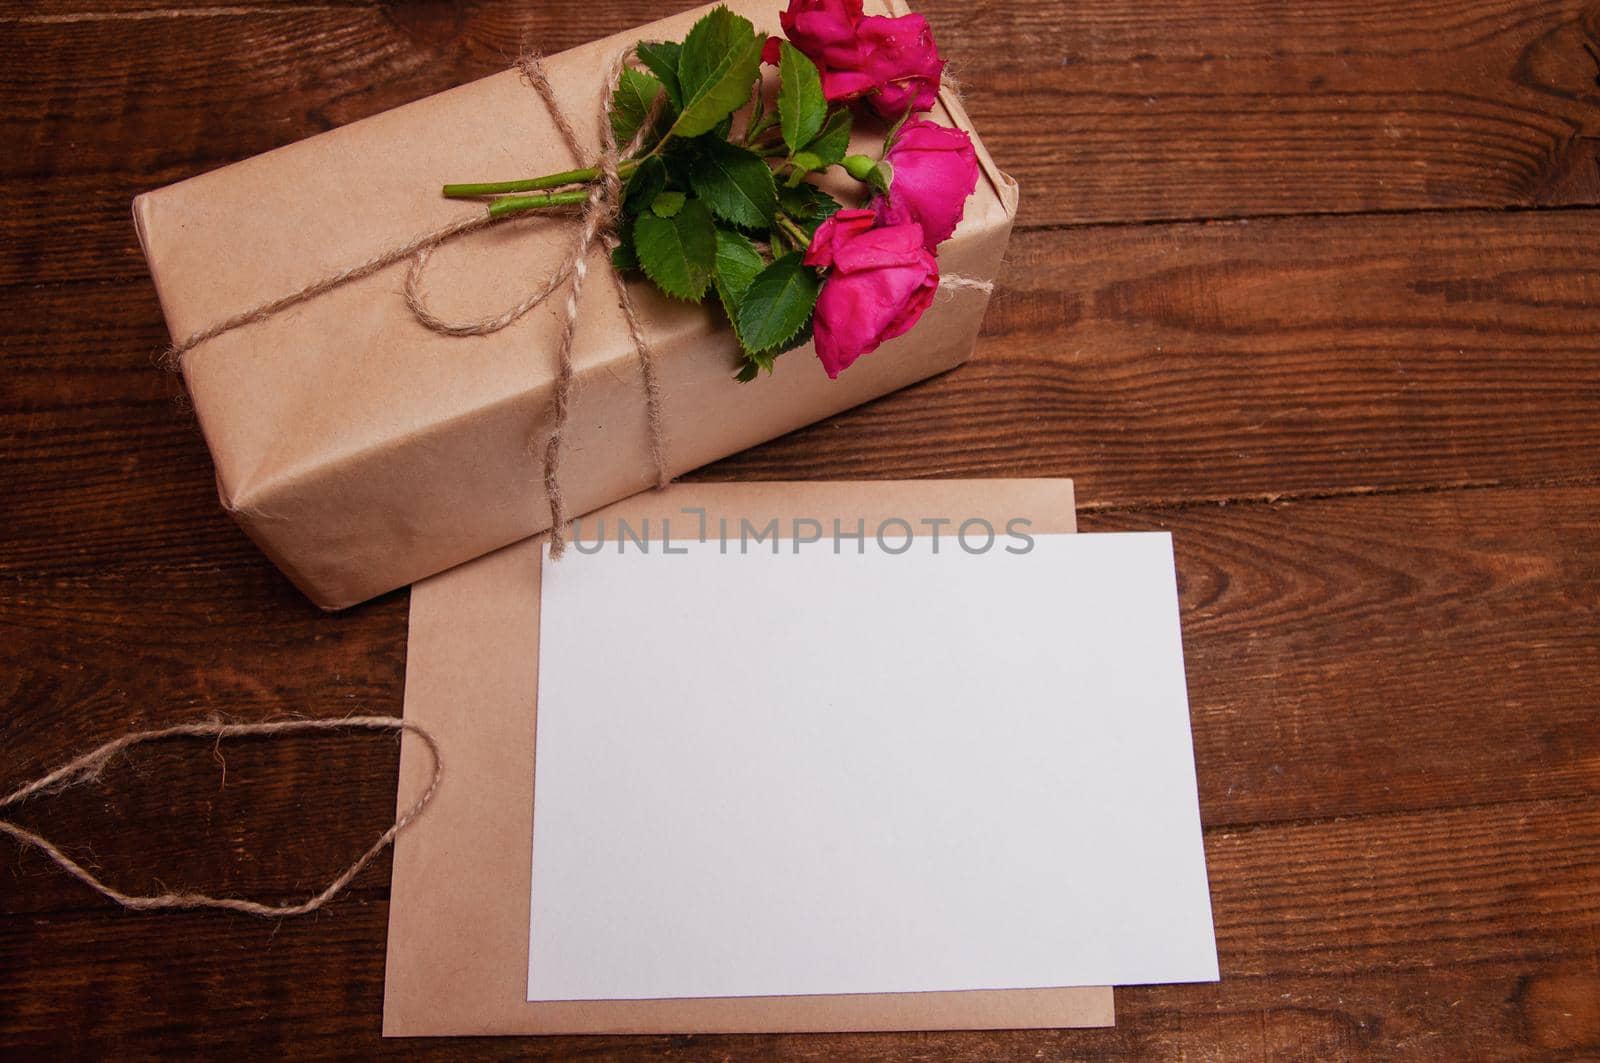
[0, 716, 440, 916]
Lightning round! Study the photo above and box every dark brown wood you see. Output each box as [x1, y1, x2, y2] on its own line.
[4, 795, 1597, 1058]
[7, 211, 1600, 582]
[715, 209, 1600, 497]
[2, 0, 1598, 1057]
[4, 485, 1599, 921]
[1, 0, 1597, 243]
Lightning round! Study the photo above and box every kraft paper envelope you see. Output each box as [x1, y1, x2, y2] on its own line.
[384, 478, 1114, 1035]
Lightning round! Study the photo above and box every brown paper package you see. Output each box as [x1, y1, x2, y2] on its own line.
[387, 479, 1113, 1035]
[132, 0, 1019, 610]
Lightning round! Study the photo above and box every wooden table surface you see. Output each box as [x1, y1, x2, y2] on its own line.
[4, 0, 1599, 1058]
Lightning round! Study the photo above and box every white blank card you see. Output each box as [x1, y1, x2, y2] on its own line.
[530, 532, 1218, 1001]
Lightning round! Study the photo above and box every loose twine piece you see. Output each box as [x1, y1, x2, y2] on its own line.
[159, 49, 990, 556]
[0, 717, 441, 916]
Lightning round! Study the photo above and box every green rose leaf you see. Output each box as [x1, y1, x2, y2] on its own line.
[651, 190, 687, 217]
[774, 318, 814, 356]
[612, 219, 639, 271]
[777, 41, 826, 155]
[610, 66, 664, 148]
[736, 316, 813, 379]
[789, 150, 825, 177]
[804, 108, 853, 168]
[779, 184, 844, 234]
[737, 344, 777, 380]
[688, 138, 778, 228]
[613, 244, 639, 271]
[778, 183, 818, 217]
[735, 252, 820, 354]
[678, 7, 753, 98]
[712, 227, 765, 322]
[671, 7, 765, 139]
[800, 190, 843, 234]
[661, 149, 696, 191]
[633, 196, 717, 301]
[636, 41, 683, 108]
[713, 227, 776, 380]
[622, 155, 667, 215]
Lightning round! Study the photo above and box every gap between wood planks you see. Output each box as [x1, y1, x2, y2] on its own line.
[1010, 200, 1600, 237]
[1072, 472, 1600, 518]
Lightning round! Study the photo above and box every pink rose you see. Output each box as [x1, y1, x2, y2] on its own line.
[776, 0, 945, 119]
[804, 209, 939, 378]
[871, 118, 979, 250]
[778, 0, 870, 72]
[854, 14, 944, 117]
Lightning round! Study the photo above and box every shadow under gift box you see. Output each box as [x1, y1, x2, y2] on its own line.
[133, 0, 1019, 610]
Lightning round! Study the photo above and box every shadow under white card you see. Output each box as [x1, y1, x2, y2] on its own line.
[530, 532, 1218, 1001]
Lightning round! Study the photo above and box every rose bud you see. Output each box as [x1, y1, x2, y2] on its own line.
[871, 118, 979, 251]
[804, 209, 940, 378]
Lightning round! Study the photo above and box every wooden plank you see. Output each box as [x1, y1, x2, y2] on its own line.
[6, 209, 1597, 582]
[4, 796, 1597, 1057]
[713, 208, 1600, 500]
[1, 1, 372, 11]
[0, 2, 703, 181]
[4, 484, 1597, 916]
[2, 0, 1596, 229]
[1094, 486, 1600, 828]
[3, 1, 1597, 1055]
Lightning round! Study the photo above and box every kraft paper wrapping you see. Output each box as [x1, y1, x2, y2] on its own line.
[384, 479, 1114, 1036]
[132, 0, 1020, 611]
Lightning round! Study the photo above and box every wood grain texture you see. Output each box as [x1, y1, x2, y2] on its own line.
[5, 486, 1598, 913]
[1, 0, 1597, 239]
[4, 796, 1597, 1058]
[2, 0, 1598, 1056]
[6, 209, 1597, 585]
[713, 208, 1600, 498]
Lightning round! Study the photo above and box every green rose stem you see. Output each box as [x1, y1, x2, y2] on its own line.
[486, 189, 591, 219]
[443, 158, 646, 199]
[774, 213, 812, 250]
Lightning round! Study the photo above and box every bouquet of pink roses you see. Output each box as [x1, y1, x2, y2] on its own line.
[445, 0, 979, 381]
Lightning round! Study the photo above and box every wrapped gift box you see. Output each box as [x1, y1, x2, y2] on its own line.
[134, 0, 1018, 609]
